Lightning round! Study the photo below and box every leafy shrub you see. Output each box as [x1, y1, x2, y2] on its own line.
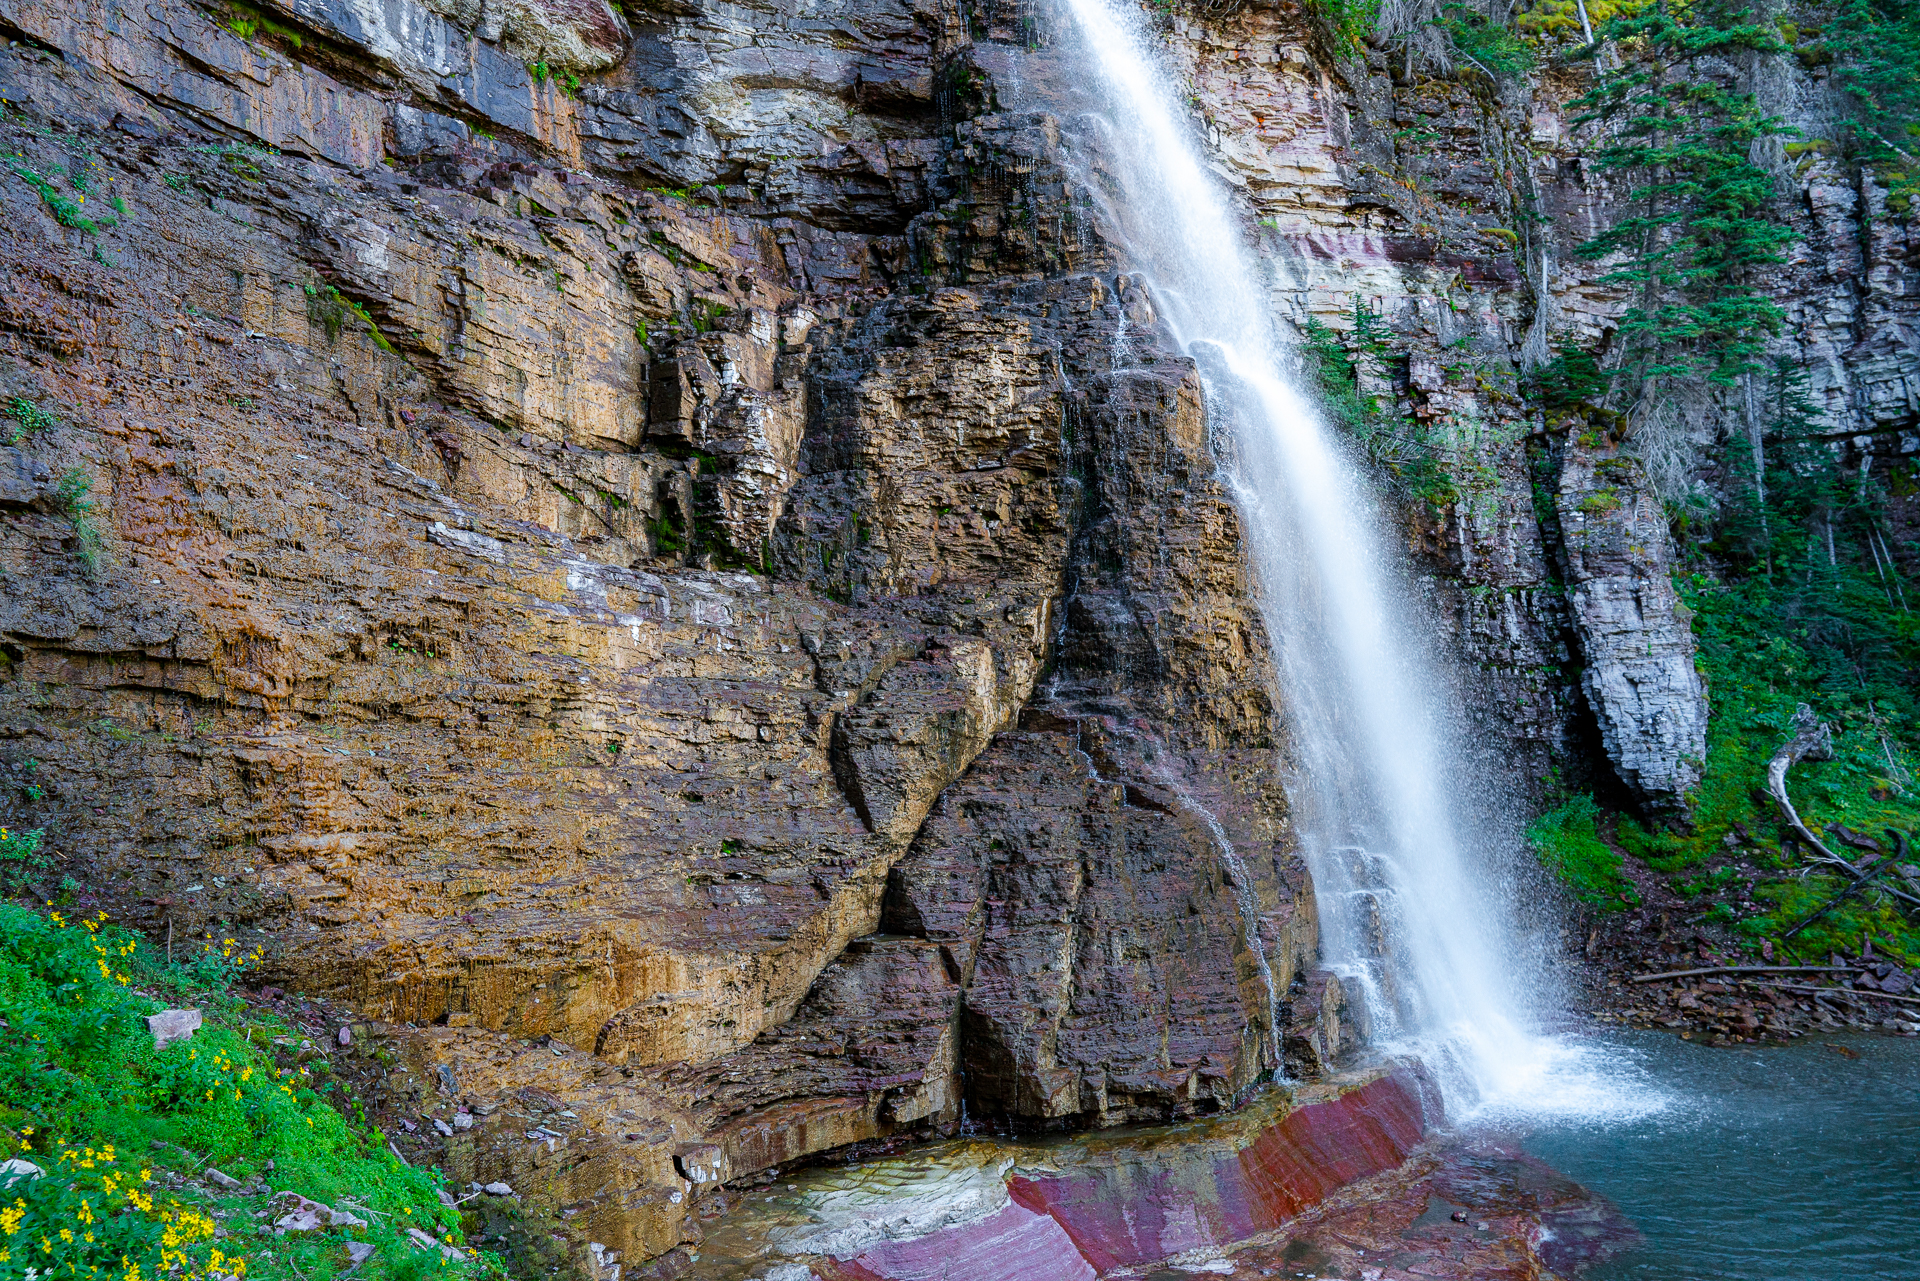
[178, 938, 263, 995]
[3, 397, 60, 445]
[0, 826, 50, 891]
[1528, 794, 1638, 909]
[1301, 302, 1498, 509]
[1439, 4, 1535, 77]
[54, 468, 104, 575]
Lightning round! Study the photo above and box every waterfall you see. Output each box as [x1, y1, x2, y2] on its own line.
[1050, 0, 1647, 1120]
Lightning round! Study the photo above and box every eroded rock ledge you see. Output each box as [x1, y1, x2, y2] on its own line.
[4, 0, 1899, 1271]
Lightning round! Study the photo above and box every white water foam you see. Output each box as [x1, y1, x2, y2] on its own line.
[1050, 0, 1663, 1126]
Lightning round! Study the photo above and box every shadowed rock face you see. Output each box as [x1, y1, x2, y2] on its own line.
[1, 0, 1908, 1270]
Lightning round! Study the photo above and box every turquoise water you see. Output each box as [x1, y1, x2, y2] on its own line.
[1521, 1031, 1920, 1279]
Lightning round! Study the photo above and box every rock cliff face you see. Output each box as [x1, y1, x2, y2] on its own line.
[0, 0, 1912, 1271]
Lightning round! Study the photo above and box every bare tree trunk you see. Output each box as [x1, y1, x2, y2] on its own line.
[1743, 370, 1769, 572]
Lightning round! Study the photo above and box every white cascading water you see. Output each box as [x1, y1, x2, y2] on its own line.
[1052, 0, 1658, 1120]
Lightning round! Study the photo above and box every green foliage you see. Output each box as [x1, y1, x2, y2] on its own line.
[1306, 0, 1385, 51]
[1748, 871, 1917, 963]
[303, 283, 393, 353]
[1609, 569, 1920, 959]
[1822, 0, 1920, 214]
[54, 468, 104, 575]
[220, 2, 305, 48]
[3, 396, 60, 445]
[1576, 487, 1622, 513]
[1573, 3, 1797, 391]
[1522, 346, 1610, 412]
[1553, 340, 1917, 958]
[687, 299, 731, 335]
[4, 1138, 230, 1281]
[8, 161, 118, 235]
[0, 905, 481, 1281]
[1439, 4, 1535, 77]
[0, 825, 49, 890]
[1300, 300, 1506, 509]
[1529, 794, 1640, 908]
[178, 937, 263, 995]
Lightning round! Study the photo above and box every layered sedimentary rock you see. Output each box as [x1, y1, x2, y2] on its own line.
[2, 0, 1914, 1271]
[0, 0, 1312, 1263]
[1554, 444, 1707, 811]
[684, 1066, 1438, 1281]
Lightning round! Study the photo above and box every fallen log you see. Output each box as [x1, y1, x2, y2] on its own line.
[1627, 965, 1855, 984]
[1768, 705, 1848, 871]
[1767, 707, 1920, 911]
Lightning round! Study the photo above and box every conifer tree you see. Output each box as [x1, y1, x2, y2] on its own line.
[1572, 3, 1796, 407]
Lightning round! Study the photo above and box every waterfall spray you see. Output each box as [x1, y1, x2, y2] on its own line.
[1050, 0, 1651, 1120]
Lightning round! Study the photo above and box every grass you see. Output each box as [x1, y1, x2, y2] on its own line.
[1572, 569, 1920, 965]
[0, 904, 489, 1281]
[1528, 794, 1638, 910]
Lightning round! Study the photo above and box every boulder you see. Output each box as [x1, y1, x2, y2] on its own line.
[147, 1009, 202, 1050]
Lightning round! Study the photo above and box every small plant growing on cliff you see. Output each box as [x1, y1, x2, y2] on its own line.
[1576, 488, 1622, 514]
[1300, 300, 1470, 508]
[8, 160, 117, 234]
[0, 824, 50, 890]
[55, 466, 104, 574]
[304, 280, 394, 352]
[3, 394, 59, 443]
[196, 139, 278, 179]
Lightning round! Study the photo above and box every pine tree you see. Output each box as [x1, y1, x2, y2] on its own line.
[1572, 3, 1797, 403]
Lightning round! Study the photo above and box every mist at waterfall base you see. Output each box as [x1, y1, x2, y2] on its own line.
[1050, 0, 1659, 1126]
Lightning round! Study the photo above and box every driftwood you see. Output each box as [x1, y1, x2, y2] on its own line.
[1768, 705, 1920, 913]
[1782, 847, 1911, 942]
[1768, 704, 1844, 866]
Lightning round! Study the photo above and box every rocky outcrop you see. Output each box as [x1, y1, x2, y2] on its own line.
[1, 0, 1913, 1271]
[0, 0, 1316, 1263]
[683, 1066, 1438, 1281]
[1555, 444, 1708, 812]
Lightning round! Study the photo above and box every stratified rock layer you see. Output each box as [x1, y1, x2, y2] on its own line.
[1, 0, 1913, 1271]
[1555, 445, 1708, 811]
